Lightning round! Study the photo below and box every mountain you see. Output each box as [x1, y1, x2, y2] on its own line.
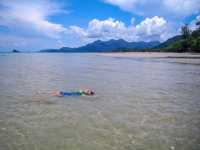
[41, 39, 160, 53]
[154, 35, 182, 49]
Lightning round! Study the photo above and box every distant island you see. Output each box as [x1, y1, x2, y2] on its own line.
[12, 49, 20, 53]
[38, 19, 198, 53]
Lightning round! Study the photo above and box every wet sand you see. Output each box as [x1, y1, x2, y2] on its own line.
[100, 52, 200, 65]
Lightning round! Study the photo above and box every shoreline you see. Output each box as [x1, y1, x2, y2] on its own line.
[99, 52, 200, 58]
[99, 52, 200, 65]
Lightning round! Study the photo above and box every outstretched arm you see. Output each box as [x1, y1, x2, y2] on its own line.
[37, 91, 63, 97]
[51, 91, 63, 97]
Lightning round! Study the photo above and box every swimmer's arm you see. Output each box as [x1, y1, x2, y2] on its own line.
[51, 91, 63, 97]
[36, 91, 52, 94]
[37, 91, 63, 97]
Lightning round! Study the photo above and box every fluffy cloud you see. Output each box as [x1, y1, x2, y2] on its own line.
[86, 18, 127, 39]
[103, 0, 200, 18]
[135, 16, 172, 41]
[0, 0, 67, 38]
[164, 0, 200, 16]
[69, 16, 176, 43]
[189, 15, 200, 31]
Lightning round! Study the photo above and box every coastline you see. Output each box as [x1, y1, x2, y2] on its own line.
[99, 52, 200, 65]
[100, 52, 200, 58]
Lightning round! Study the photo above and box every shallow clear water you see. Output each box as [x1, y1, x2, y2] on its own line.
[0, 53, 200, 150]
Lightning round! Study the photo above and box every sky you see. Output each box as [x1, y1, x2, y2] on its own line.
[0, 0, 199, 51]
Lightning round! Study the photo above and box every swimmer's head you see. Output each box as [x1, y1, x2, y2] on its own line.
[83, 89, 95, 95]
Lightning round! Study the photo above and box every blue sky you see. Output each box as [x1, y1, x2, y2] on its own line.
[0, 0, 199, 51]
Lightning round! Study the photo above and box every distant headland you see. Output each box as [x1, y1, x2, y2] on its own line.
[12, 49, 20, 53]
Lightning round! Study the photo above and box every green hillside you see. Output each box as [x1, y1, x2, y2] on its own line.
[155, 19, 200, 52]
[154, 35, 182, 50]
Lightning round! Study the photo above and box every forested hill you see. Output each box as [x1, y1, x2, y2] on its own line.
[40, 39, 160, 52]
[154, 19, 200, 52]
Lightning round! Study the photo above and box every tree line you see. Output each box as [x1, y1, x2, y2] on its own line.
[170, 19, 200, 52]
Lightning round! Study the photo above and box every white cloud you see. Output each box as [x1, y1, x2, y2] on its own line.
[135, 16, 169, 41]
[75, 16, 176, 42]
[0, 0, 70, 50]
[103, 0, 139, 11]
[189, 15, 200, 31]
[0, 0, 67, 38]
[164, 0, 200, 16]
[103, 0, 200, 18]
[86, 18, 127, 39]
[69, 26, 87, 38]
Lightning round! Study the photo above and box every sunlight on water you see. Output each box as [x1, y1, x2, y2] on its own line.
[0, 53, 200, 150]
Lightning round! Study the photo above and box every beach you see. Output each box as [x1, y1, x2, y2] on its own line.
[100, 52, 200, 65]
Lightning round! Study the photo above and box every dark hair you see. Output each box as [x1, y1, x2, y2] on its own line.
[90, 91, 95, 95]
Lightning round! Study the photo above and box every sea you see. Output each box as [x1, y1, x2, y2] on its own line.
[0, 53, 199, 150]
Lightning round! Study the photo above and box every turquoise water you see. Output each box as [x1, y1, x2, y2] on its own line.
[0, 53, 200, 150]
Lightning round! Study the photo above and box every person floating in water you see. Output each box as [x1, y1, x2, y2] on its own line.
[50, 89, 95, 97]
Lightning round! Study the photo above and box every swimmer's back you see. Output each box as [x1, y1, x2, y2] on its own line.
[60, 91, 84, 96]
